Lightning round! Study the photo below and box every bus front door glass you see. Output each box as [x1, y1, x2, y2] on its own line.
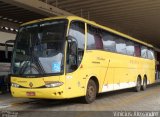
[67, 21, 85, 73]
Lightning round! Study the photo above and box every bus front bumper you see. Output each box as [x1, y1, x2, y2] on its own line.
[11, 87, 66, 99]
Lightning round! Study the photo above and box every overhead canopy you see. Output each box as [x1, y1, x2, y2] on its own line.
[0, 0, 160, 47]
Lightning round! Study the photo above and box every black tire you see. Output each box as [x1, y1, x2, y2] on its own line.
[135, 77, 141, 92]
[82, 79, 97, 104]
[142, 78, 147, 91]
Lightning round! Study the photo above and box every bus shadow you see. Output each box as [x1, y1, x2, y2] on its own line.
[22, 98, 84, 110]
[23, 89, 134, 110]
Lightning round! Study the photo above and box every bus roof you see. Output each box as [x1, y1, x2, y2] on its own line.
[21, 16, 153, 48]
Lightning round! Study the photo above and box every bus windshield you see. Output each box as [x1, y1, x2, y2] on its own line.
[12, 19, 67, 76]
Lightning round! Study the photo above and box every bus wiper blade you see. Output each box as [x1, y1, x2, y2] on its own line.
[32, 56, 46, 74]
[19, 56, 30, 75]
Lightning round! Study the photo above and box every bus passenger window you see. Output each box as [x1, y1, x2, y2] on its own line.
[126, 41, 135, 56]
[147, 49, 155, 60]
[87, 25, 103, 50]
[134, 44, 141, 57]
[102, 31, 116, 52]
[116, 38, 126, 54]
[141, 46, 148, 58]
[94, 34, 103, 49]
[87, 25, 96, 49]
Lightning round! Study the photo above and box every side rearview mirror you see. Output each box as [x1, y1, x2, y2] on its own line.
[67, 36, 78, 54]
[5, 40, 15, 59]
[66, 36, 78, 70]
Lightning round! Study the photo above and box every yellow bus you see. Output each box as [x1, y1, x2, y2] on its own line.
[10, 16, 156, 103]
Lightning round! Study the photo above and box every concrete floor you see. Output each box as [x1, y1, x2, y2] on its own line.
[0, 84, 160, 117]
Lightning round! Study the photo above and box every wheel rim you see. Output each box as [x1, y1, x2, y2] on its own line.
[87, 85, 96, 101]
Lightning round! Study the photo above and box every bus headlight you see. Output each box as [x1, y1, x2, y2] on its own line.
[11, 83, 20, 88]
[45, 81, 63, 88]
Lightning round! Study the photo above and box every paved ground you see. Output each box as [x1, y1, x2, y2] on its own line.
[0, 83, 160, 117]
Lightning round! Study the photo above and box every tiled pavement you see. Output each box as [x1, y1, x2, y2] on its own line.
[0, 84, 160, 117]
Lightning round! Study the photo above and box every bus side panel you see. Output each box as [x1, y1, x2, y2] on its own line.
[111, 53, 137, 90]
[65, 49, 156, 98]
[145, 60, 155, 84]
[65, 69, 87, 98]
[84, 50, 110, 93]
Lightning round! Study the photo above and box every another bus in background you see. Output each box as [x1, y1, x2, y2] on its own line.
[0, 42, 13, 93]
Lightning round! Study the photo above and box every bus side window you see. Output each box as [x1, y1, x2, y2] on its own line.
[134, 44, 141, 57]
[102, 31, 116, 52]
[115, 37, 126, 54]
[126, 41, 135, 56]
[94, 34, 103, 49]
[141, 46, 148, 58]
[147, 49, 155, 60]
[87, 25, 103, 50]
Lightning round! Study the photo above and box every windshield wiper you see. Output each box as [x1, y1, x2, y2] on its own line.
[31, 55, 45, 74]
[18, 55, 45, 75]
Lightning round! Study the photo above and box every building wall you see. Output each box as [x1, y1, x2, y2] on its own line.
[0, 31, 16, 51]
[0, 31, 16, 43]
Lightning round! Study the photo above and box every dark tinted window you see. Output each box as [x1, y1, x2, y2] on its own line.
[87, 25, 103, 50]
[102, 30, 116, 52]
[134, 43, 141, 57]
[126, 41, 135, 56]
[141, 46, 148, 58]
[69, 21, 85, 50]
[87, 24, 154, 60]
[115, 37, 126, 54]
[147, 49, 155, 59]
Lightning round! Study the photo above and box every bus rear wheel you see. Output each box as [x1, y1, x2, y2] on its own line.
[142, 78, 147, 91]
[83, 79, 97, 104]
[135, 77, 141, 92]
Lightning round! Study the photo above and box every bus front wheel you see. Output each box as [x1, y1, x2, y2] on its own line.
[83, 79, 97, 104]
